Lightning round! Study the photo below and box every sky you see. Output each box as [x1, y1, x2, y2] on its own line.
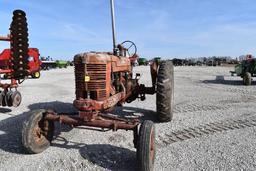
[1, 0, 256, 60]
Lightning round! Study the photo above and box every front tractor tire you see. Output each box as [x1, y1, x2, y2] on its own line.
[156, 61, 174, 122]
[243, 72, 252, 86]
[22, 109, 54, 154]
[137, 120, 155, 171]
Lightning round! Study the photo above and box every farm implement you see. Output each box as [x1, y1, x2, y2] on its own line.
[0, 10, 40, 107]
[230, 54, 256, 85]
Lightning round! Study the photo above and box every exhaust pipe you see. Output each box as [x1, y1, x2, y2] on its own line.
[110, 0, 118, 55]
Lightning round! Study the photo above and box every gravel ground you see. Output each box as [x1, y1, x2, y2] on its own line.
[0, 66, 256, 171]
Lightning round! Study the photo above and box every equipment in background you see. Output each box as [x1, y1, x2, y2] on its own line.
[0, 9, 40, 107]
[138, 58, 148, 66]
[230, 54, 256, 85]
[0, 48, 41, 79]
[40, 57, 68, 70]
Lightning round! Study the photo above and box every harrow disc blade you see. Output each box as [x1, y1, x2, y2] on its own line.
[13, 9, 26, 16]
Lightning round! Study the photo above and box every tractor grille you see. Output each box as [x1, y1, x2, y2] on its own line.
[74, 55, 107, 100]
[87, 64, 106, 71]
[99, 90, 106, 97]
[89, 73, 106, 80]
[86, 64, 107, 91]
[87, 82, 106, 89]
[86, 64, 107, 100]
[74, 56, 85, 99]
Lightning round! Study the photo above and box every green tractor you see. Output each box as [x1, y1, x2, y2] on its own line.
[230, 55, 256, 85]
[56, 60, 68, 68]
[154, 57, 161, 63]
[138, 58, 148, 66]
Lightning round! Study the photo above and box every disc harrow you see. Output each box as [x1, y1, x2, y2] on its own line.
[10, 10, 29, 79]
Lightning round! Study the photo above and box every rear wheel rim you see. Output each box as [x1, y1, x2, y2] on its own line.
[33, 121, 46, 144]
[32, 119, 51, 145]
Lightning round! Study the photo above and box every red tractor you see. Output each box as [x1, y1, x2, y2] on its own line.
[0, 10, 37, 107]
[22, 1, 174, 170]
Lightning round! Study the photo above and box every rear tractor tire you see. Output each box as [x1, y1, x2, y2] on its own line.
[156, 61, 174, 122]
[243, 72, 252, 86]
[137, 120, 155, 171]
[22, 109, 55, 154]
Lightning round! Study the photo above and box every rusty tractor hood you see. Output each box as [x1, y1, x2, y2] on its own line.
[74, 52, 131, 72]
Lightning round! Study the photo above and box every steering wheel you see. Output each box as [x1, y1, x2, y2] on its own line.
[120, 40, 137, 57]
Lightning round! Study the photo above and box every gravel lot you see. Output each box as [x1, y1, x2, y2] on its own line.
[0, 66, 256, 171]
